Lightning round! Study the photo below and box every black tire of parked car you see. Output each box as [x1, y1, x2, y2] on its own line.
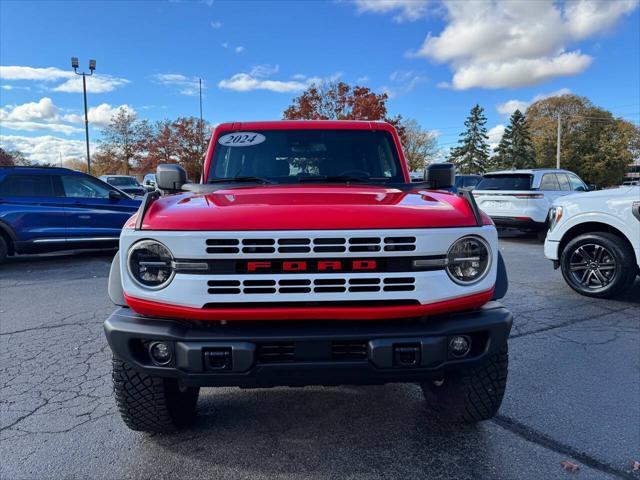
[0, 236, 7, 263]
[560, 232, 637, 299]
[112, 357, 200, 432]
[420, 344, 508, 423]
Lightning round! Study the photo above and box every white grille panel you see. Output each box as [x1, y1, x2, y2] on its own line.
[207, 277, 415, 295]
[205, 235, 416, 256]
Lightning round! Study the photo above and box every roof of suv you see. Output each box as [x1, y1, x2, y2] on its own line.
[0, 166, 82, 174]
[485, 169, 574, 175]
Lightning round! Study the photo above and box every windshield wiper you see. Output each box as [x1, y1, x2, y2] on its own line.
[208, 177, 276, 184]
[298, 175, 386, 183]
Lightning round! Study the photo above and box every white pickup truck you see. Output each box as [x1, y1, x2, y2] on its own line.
[544, 186, 640, 298]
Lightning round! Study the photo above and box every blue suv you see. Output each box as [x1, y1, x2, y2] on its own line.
[0, 166, 141, 262]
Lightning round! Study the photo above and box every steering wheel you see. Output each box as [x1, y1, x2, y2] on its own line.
[337, 169, 370, 178]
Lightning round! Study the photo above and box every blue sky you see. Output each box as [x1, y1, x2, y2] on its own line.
[1, 0, 639, 164]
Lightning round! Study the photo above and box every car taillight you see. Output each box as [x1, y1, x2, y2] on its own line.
[513, 194, 544, 199]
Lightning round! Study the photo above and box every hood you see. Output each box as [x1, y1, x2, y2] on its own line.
[555, 186, 640, 205]
[140, 185, 481, 231]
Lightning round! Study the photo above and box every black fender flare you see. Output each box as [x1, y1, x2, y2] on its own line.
[492, 251, 509, 300]
[108, 251, 127, 307]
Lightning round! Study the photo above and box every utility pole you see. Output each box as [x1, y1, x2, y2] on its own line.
[71, 57, 96, 175]
[556, 113, 561, 169]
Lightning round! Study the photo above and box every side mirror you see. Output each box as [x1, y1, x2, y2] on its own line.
[588, 184, 597, 191]
[157, 164, 187, 192]
[109, 190, 125, 201]
[424, 163, 456, 189]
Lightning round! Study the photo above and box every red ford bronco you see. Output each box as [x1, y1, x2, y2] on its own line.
[105, 121, 512, 432]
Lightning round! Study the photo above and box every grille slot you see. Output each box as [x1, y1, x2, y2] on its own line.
[206, 239, 240, 254]
[349, 245, 381, 252]
[257, 343, 295, 363]
[279, 287, 312, 294]
[208, 287, 241, 294]
[314, 279, 346, 286]
[279, 279, 311, 286]
[332, 341, 368, 360]
[314, 286, 347, 293]
[208, 280, 241, 287]
[349, 237, 380, 244]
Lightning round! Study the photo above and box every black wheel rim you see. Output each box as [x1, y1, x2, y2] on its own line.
[568, 243, 617, 290]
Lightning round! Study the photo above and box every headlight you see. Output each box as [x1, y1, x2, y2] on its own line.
[127, 239, 175, 289]
[446, 236, 491, 285]
[548, 206, 563, 232]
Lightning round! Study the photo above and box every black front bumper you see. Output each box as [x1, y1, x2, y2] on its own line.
[104, 302, 512, 388]
[491, 216, 546, 231]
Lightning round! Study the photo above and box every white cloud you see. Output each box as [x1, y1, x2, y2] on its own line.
[0, 65, 130, 93]
[2, 97, 57, 121]
[221, 42, 229, 48]
[382, 70, 425, 98]
[63, 103, 136, 128]
[234, 46, 245, 53]
[250, 64, 279, 77]
[496, 88, 572, 116]
[0, 66, 73, 81]
[413, 0, 638, 89]
[218, 67, 341, 93]
[218, 74, 310, 93]
[153, 73, 203, 96]
[0, 135, 96, 164]
[352, 0, 429, 22]
[1, 85, 31, 91]
[565, 0, 638, 39]
[52, 74, 130, 93]
[0, 98, 80, 135]
[487, 124, 506, 151]
[356, 75, 369, 83]
[450, 53, 592, 90]
[0, 98, 133, 135]
[210, 20, 223, 29]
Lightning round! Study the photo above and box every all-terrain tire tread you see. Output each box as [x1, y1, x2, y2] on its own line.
[112, 357, 198, 433]
[422, 345, 508, 424]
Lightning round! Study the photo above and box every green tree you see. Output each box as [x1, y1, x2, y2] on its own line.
[492, 109, 535, 170]
[526, 94, 639, 186]
[449, 105, 490, 174]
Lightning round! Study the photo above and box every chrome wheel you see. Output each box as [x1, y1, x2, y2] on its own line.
[568, 243, 617, 290]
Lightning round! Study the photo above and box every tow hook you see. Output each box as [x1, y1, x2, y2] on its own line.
[393, 344, 421, 367]
[204, 348, 232, 371]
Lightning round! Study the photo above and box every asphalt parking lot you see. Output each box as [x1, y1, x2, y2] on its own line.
[1, 236, 638, 480]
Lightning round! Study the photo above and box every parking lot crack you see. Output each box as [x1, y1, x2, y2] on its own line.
[492, 414, 634, 479]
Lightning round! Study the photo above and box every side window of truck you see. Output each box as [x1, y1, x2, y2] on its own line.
[556, 174, 571, 191]
[539, 174, 560, 191]
[568, 174, 587, 191]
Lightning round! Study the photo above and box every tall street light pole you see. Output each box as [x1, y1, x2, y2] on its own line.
[71, 57, 96, 174]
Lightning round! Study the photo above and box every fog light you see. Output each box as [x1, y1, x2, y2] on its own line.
[149, 342, 172, 365]
[449, 336, 471, 358]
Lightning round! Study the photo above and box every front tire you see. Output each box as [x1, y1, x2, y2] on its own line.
[560, 232, 637, 299]
[0, 236, 7, 263]
[421, 344, 508, 424]
[112, 357, 199, 433]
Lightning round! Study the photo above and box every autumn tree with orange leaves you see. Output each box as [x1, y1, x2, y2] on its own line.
[283, 81, 407, 148]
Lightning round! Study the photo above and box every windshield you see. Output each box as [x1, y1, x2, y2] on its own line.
[476, 174, 533, 191]
[108, 177, 138, 187]
[208, 129, 404, 184]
